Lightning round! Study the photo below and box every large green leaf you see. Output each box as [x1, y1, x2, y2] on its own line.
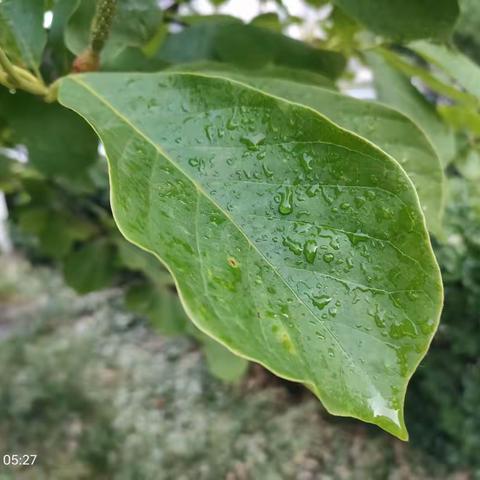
[156, 22, 346, 80]
[0, 89, 98, 177]
[0, 0, 46, 73]
[172, 66, 444, 236]
[334, 0, 460, 41]
[59, 72, 443, 439]
[366, 52, 456, 168]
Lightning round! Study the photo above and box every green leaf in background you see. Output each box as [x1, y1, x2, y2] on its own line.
[202, 336, 249, 382]
[44, 0, 79, 79]
[156, 22, 346, 79]
[250, 12, 283, 33]
[125, 281, 190, 336]
[454, 0, 480, 64]
[65, 0, 163, 59]
[116, 237, 173, 285]
[377, 48, 476, 106]
[323, 6, 361, 54]
[366, 52, 457, 168]
[454, 146, 480, 181]
[410, 41, 480, 100]
[0, 152, 21, 192]
[179, 14, 242, 27]
[334, 0, 460, 41]
[17, 205, 95, 259]
[439, 104, 480, 137]
[170, 61, 336, 89]
[176, 66, 445, 236]
[63, 239, 117, 294]
[0, 89, 98, 177]
[59, 72, 443, 439]
[0, 0, 46, 73]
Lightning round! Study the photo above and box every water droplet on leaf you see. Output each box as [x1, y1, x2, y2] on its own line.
[278, 186, 293, 215]
[303, 240, 317, 264]
[312, 295, 332, 310]
[323, 253, 334, 263]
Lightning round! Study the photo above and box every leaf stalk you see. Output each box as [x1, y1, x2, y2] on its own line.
[0, 47, 50, 98]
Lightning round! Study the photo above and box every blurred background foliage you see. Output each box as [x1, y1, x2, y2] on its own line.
[0, 0, 479, 478]
[0, 253, 470, 480]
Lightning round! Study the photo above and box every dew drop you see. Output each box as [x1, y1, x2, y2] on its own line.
[300, 152, 313, 172]
[368, 305, 386, 328]
[188, 157, 200, 167]
[348, 232, 369, 246]
[378, 206, 393, 220]
[323, 253, 334, 263]
[303, 240, 317, 264]
[241, 132, 266, 150]
[205, 125, 215, 141]
[306, 184, 320, 198]
[283, 236, 302, 256]
[278, 186, 293, 215]
[354, 195, 366, 207]
[312, 295, 332, 310]
[262, 164, 274, 178]
[227, 117, 239, 130]
[328, 307, 337, 317]
[329, 237, 340, 250]
[408, 290, 419, 301]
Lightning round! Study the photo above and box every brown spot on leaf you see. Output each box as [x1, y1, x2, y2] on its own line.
[227, 257, 239, 268]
